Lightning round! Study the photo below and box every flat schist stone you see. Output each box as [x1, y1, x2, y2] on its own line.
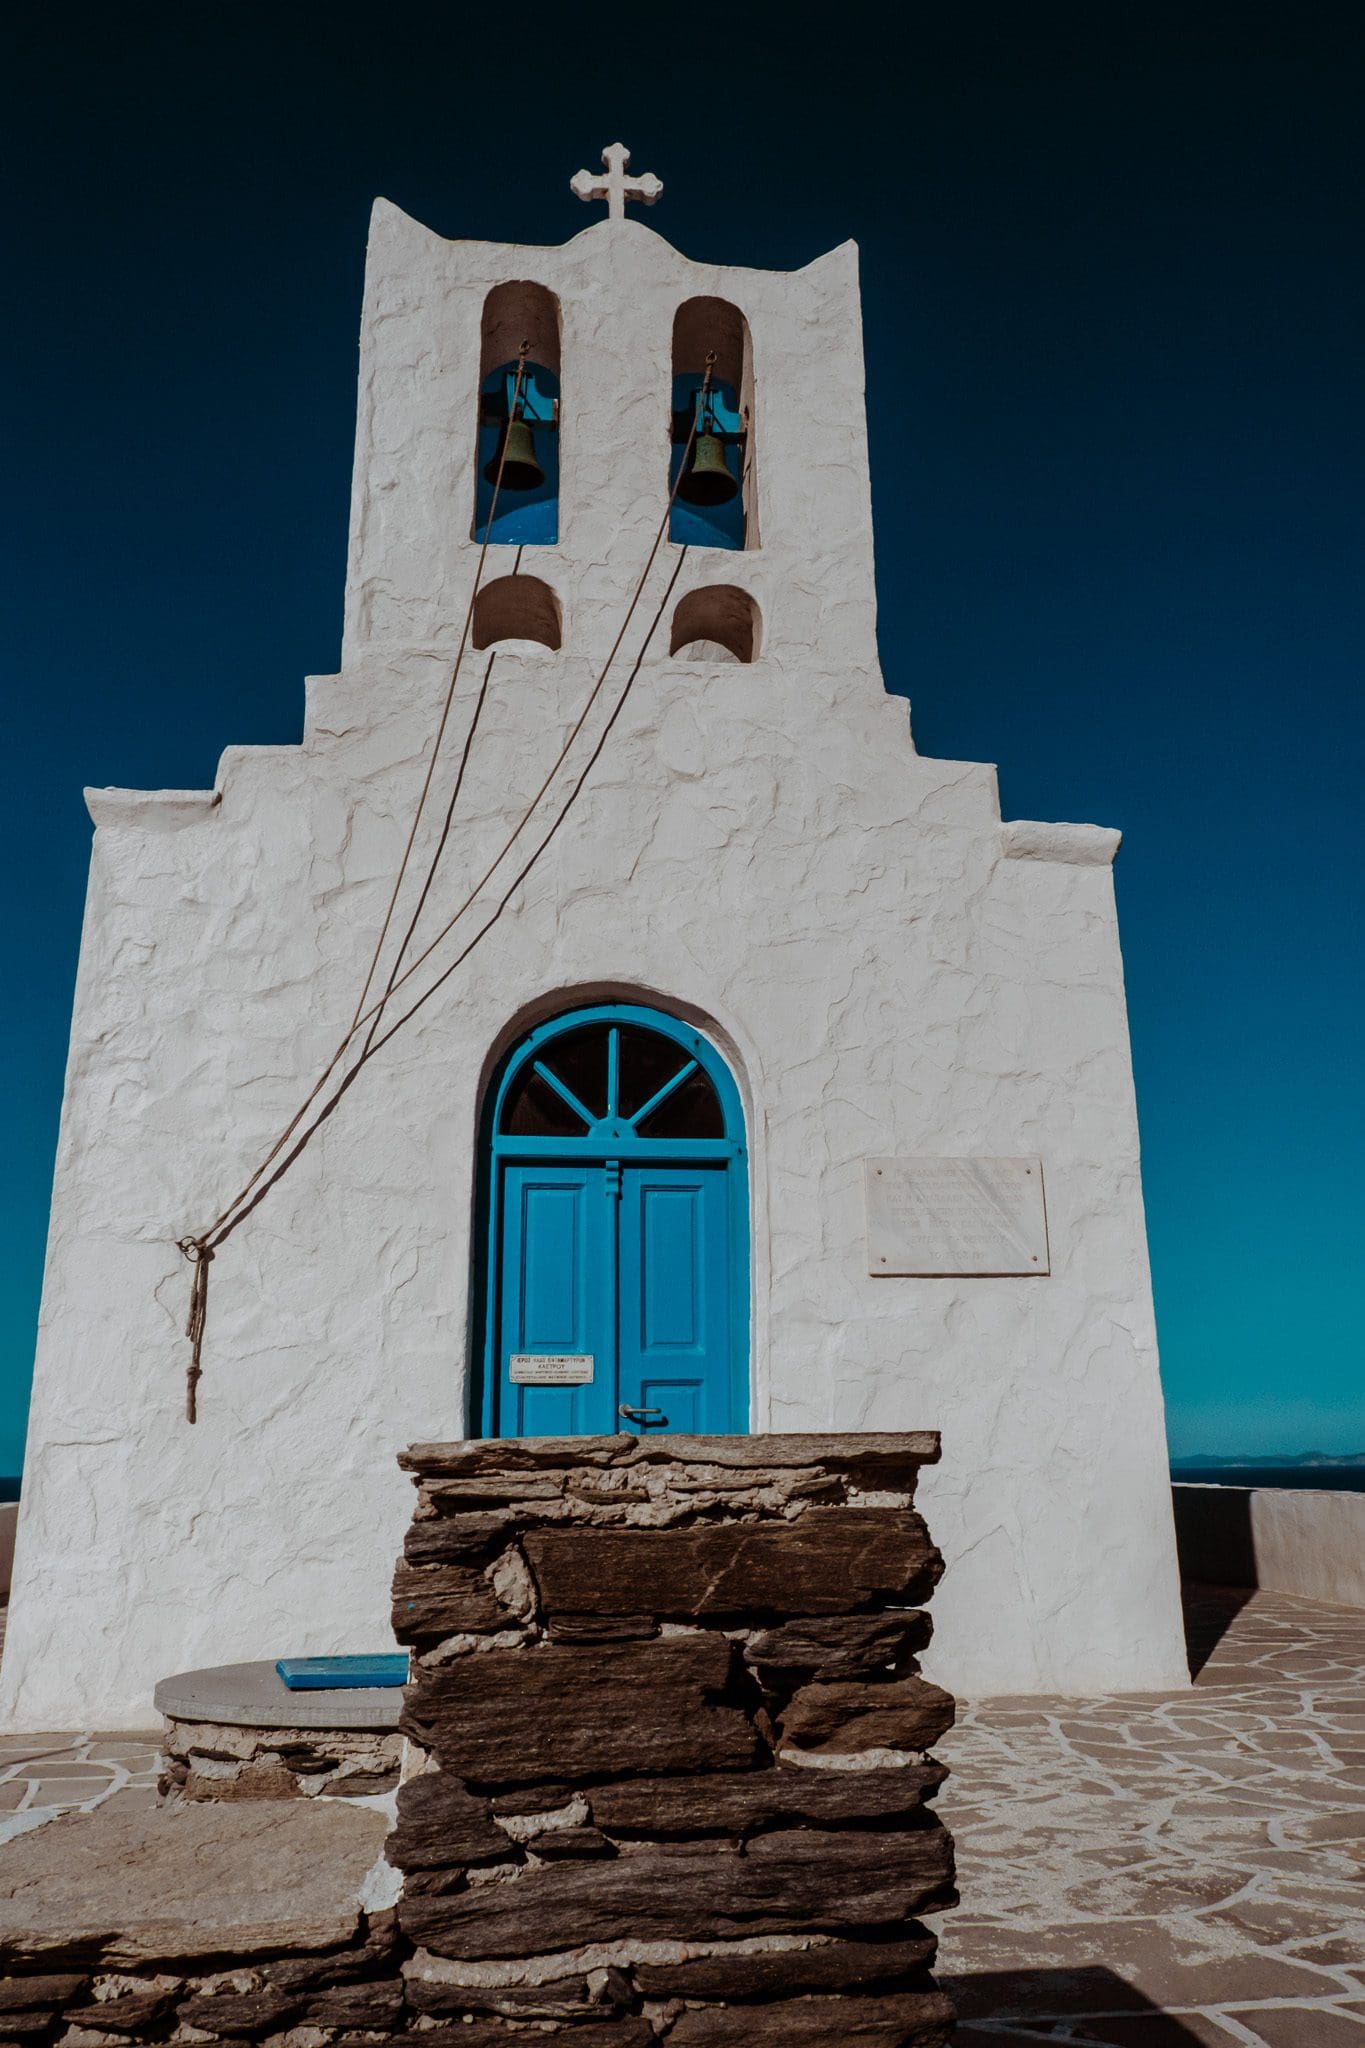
[631, 1930, 937, 1998]
[154, 1660, 403, 1730]
[401, 1636, 760, 1783]
[400, 1431, 941, 1480]
[668, 1991, 956, 2045]
[400, 1828, 956, 1960]
[0, 1792, 387, 1967]
[523, 1512, 941, 1618]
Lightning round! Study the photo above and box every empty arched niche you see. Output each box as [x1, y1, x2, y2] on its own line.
[670, 586, 760, 663]
[473, 575, 562, 652]
[475, 282, 561, 546]
[670, 297, 755, 552]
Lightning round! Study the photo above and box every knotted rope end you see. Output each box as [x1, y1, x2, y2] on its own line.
[177, 1238, 215, 1424]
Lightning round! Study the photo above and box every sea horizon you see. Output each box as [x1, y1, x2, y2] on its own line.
[1171, 1461, 1365, 1494]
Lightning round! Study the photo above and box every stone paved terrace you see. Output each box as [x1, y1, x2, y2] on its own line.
[0, 1590, 1362, 2041]
[0, 1727, 160, 1845]
[937, 1588, 1365, 2043]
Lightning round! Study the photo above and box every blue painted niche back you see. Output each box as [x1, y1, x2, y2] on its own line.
[475, 359, 560, 545]
[669, 373, 746, 549]
[478, 1004, 750, 1439]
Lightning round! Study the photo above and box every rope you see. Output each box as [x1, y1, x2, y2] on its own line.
[358, 643, 498, 1063]
[203, 549, 688, 1250]
[176, 364, 712, 1418]
[205, 375, 707, 1249]
[349, 348, 532, 1031]
[185, 349, 535, 1273]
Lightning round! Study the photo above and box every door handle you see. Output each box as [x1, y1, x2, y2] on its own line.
[619, 1405, 666, 1424]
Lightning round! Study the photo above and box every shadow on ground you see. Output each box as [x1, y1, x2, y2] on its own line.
[1172, 1482, 1277, 1678]
[1181, 1579, 1255, 1678]
[946, 1966, 1229, 2042]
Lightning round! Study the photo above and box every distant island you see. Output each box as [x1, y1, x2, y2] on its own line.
[1172, 1451, 1365, 1469]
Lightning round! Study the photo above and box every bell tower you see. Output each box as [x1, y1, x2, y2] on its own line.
[339, 151, 879, 681]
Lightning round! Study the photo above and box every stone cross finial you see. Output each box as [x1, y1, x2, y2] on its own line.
[570, 143, 663, 222]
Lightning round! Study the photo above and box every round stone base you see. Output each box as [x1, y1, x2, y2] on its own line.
[154, 1661, 404, 1802]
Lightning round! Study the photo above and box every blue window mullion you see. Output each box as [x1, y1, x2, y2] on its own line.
[532, 1059, 596, 1128]
[628, 1059, 699, 1129]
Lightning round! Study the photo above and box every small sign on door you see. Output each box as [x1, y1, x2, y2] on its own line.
[509, 1353, 596, 1386]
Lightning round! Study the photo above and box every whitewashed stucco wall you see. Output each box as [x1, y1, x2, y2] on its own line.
[0, 204, 1187, 1728]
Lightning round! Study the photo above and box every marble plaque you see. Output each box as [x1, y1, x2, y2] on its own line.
[865, 1158, 1049, 1276]
[509, 1353, 595, 1385]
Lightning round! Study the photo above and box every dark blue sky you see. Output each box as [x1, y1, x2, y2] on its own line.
[3, 3, 1362, 1473]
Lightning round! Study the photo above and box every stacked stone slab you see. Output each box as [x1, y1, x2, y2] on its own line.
[390, 1431, 958, 2044]
[0, 1798, 405, 2041]
[160, 1715, 403, 1801]
[0, 1919, 409, 2040]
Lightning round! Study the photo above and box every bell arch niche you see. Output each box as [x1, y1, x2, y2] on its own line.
[472, 574, 562, 652]
[670, 297, 756, 552]
[474, 282, 561, 546]
[670, 585, 760, 663]
[475, 1002, 750, 1441]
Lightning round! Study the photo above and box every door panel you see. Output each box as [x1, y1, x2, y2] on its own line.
[617, 1165, 735, 1434]
[638, 1378, 702, 1435]
[640, 1187, 700, 1349]
[496, 1164, 617, 1437]
[521, 1185, 583, 1349]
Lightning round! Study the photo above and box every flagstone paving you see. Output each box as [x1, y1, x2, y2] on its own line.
[0, 1729, 160, 1845]
[0, 1587, 1363, 2043]
[935, 1587, 1365, 2043]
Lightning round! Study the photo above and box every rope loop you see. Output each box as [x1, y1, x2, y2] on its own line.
[178, 1239, 214, 1423]
[172, 363, 707, 1421]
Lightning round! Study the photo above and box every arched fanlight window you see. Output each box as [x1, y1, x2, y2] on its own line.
[475, 282, 561, 545]
[669, 297, 755, 552]
[498, 1018, 727, 1141]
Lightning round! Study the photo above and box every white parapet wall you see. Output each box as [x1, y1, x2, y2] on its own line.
[1174, 1484, 1365, 1609]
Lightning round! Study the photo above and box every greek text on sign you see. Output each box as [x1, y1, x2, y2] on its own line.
[509, 1354, 596, 1385]
[865, 1158, 1050, 1277]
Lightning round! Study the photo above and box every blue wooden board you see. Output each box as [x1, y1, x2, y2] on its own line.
[275, 1655, 409, 1690]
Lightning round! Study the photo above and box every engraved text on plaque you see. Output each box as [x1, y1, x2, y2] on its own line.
[865, 1158, 1050, 1276]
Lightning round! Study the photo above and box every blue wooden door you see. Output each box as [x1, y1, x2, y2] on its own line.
[482, 1005, 749, 1438]
[617, 1165, 732, 1435]
[495, 1163, 619, 1437]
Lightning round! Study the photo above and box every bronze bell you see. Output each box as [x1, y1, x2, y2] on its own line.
[677, 432, 739, 506]
[486, 417, 545, 492]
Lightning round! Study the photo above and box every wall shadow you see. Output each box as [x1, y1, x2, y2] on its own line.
[1181, 1581, 1256, 1679]
[1171, 1481, 1258, 1588]
[1170, 1481, 1259, 1675]
[944, 1964, 1227, 2041]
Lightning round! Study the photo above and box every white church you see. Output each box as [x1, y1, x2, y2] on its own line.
[1, 148, 1188, 1729]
